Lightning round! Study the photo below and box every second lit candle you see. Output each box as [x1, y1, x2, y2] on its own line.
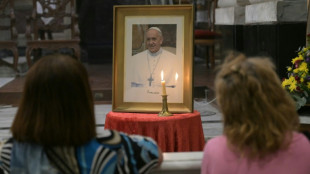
[161, 70, 167, 95]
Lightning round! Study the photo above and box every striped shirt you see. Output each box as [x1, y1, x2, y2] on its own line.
[0, 130, 160, 174]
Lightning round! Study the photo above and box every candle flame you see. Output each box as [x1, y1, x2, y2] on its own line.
[175, 72, 178, 81]
[161, 70, 164, 81]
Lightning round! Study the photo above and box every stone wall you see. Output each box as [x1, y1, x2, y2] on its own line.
[215, 0, 307, 25]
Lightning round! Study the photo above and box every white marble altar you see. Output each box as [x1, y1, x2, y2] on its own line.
[215, 6, 245, 25]
[217, 0, 249, 8]
[245, 0, 307, 24]
[215, 0, 307, 25]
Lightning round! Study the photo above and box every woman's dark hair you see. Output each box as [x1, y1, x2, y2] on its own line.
[11, 54, 96, 146]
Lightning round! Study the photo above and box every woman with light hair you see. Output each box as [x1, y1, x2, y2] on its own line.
[201, 52, 310, 174]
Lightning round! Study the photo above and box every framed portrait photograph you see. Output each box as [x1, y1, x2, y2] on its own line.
[112, 5, 194, 113]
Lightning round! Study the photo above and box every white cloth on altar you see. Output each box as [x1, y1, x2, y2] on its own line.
[124, 48, 183, 103]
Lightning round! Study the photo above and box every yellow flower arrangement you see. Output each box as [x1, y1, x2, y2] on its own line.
[282, 46, 310, 110]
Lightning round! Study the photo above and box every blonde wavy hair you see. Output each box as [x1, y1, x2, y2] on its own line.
[215, 52, 300, 159]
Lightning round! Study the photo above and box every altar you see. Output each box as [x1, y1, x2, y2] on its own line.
[104, 111, 205, 152]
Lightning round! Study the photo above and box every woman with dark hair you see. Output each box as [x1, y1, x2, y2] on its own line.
[0, 54, 162, 173]
[201, 52, 310, 174]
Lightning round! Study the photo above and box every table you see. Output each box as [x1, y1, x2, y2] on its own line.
[104, 111, 205, 152]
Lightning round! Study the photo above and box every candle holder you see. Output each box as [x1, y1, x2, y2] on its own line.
[158, 95, 173, 116]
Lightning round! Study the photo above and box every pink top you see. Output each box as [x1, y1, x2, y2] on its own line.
[201, 132, 310, 174]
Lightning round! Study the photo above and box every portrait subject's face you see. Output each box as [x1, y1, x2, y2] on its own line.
[146, 29, 163, 53]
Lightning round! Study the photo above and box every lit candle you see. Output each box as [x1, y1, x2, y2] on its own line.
[161, 70, 167, 95]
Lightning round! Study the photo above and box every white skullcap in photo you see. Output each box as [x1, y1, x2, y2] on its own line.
[148, 27, 162, 34]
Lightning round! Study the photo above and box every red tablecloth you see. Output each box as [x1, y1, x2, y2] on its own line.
[104, 111, 205, 152]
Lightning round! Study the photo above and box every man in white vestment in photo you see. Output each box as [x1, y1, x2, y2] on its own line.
[125, 26, 182, 103]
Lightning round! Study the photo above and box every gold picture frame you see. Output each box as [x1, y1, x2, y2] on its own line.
[112, 5, 194, 113]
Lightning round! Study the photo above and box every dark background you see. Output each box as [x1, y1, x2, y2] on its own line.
[75, 0, 307, 79]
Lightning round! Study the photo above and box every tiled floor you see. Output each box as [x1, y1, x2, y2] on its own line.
[0, 102, 223, 141]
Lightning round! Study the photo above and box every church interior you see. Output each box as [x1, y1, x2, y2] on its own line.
[0, 0, 310, 173]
